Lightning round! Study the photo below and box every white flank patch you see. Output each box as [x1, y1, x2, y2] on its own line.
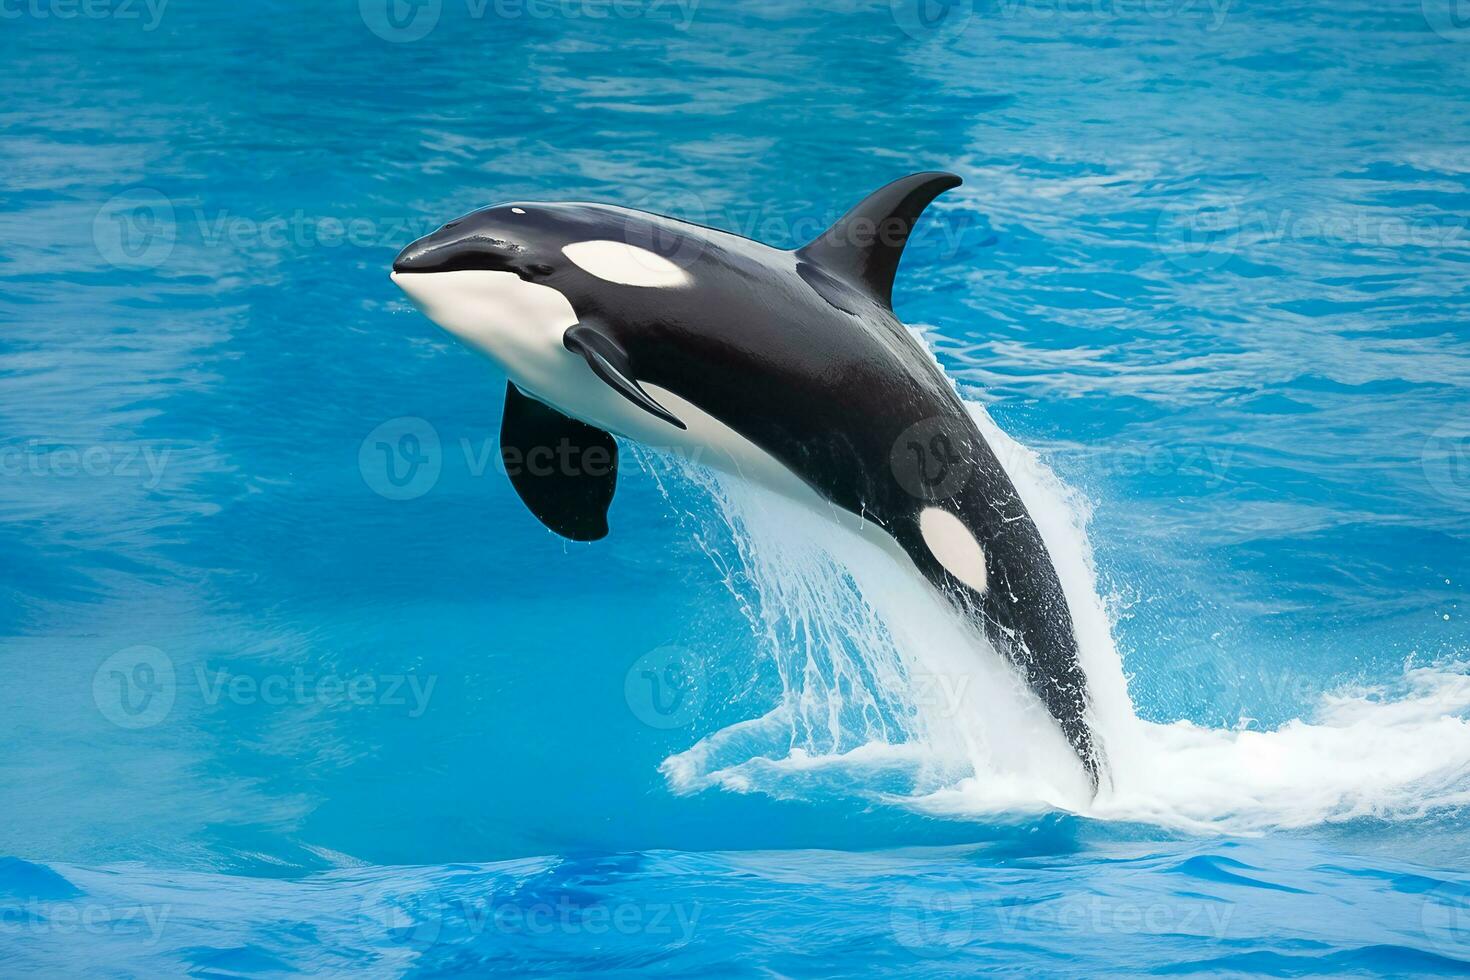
[562, 240, 690, 288]
[919, 507, 988, 593]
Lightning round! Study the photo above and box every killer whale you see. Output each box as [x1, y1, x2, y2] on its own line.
[391, 173, 1104, 790]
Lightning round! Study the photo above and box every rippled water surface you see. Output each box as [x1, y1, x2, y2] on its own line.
[3, 0, 1470, 974]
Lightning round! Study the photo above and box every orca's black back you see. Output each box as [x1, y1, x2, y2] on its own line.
[394, 194, 1101, 787]
[550, 217, 1101, 786]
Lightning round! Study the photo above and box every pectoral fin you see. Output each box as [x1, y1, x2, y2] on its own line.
[563, 322, 686, 430]
[500, 383, 618, 542]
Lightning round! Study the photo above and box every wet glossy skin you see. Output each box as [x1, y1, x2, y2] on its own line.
[395, 196, 1102, 788]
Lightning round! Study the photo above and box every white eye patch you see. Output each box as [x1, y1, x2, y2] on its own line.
[562, 240, 691, 288]
[919, 507, 988, 593]
[511, 208, 526, 214]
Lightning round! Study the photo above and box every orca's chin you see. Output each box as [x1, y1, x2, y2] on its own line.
[389, 270, 480, 336]
[388, 270, 427, 303]
[388, 270, 451, 327]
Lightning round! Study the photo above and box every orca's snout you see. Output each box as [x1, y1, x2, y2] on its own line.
[392, 237, 505, 274]
[392, 215, 526, 275]
[391, 240, 439, 273]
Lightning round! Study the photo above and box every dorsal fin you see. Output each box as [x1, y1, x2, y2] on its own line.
[796, 172, 962, 308]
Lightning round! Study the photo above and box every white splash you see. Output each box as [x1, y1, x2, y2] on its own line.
[649, 331, 1470, 834]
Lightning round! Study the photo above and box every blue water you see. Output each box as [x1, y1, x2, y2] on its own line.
[4, 0, 1470, 974]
